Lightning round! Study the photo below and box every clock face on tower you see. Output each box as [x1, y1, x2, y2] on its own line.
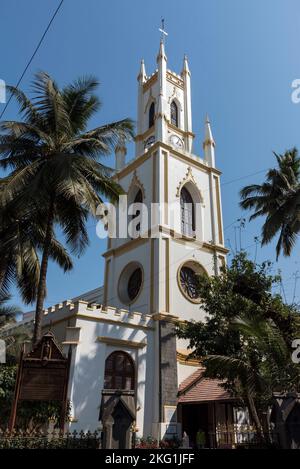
[169, 134, 184, 149]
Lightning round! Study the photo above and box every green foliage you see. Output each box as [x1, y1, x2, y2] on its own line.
[0, 72, 134, 343]
[0, 365, 17, 427]
[0, 365, 70, 431]
[135, 435, 182, 449]
[0, 292, 21, 329]
[0, 197, 73, 304]
[177, 252, 300, 431]
[240, 148, 300, 258]
[135, 436, 158, 449]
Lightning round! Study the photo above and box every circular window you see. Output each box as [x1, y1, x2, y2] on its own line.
[177, 261, 207, 303]
[128, 268, 142, 301]
[118, 262, 143, 305]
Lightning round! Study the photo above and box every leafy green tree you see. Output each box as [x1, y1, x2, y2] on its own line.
[177, 253, 300, 439]
[240, 148, 300, 258]
[0, 73, 134, 344]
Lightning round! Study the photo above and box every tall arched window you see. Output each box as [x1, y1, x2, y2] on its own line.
[132, 188, 143, 234]
[104, 351, 135, 390]
[180, 186, 195, 236]
[149, 102, 155, 128]
[170, 101, 178, 127]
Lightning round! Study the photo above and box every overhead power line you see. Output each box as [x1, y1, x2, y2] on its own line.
[0, 0, 64, 120]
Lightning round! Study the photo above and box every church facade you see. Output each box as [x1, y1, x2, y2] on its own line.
[40, 41, 239, 448]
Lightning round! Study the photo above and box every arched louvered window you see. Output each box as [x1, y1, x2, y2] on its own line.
[149, 102, 155, 128]
[171, 101, 178, 127]
[104, 351, 135, 390]
[180, 186, 195, 236]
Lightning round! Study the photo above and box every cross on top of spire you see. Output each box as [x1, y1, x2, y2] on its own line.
[159, 18, 168, 43]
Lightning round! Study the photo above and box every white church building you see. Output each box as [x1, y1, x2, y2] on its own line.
[39, 40, 239, 448]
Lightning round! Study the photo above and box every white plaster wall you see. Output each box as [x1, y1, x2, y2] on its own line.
[105, 241, 151, 312]
[166, 152, 213, 243]
[112, 157, 153, 248]
[138, 76, 185, 137]
[167, 240, 213, 321]
[136, 67, 187, 156]
[68, 315, 156, 435]
[177, 362, 201, 386]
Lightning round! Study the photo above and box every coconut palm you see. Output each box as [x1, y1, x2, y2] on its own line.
[240, 148, 300, 259]
[203, 314, 300, 439]
[0, 292, 21, 326]
[0, 192, 73, 304]
[0, 293, 32, 370]
[0, 72, 134, 344]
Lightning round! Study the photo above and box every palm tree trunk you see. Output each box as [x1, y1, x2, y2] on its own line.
[32, 200, 55, 346]
[247, 393, 264, 440]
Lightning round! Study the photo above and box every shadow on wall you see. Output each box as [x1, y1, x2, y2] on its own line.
[66, 318, 152, 435]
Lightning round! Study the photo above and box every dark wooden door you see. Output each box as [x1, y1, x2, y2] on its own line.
[111, 403, 133, 449]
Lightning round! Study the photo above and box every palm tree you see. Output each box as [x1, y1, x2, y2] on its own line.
[0, 292, 21, 329]
[0, 192, 73, 304]
[0, 72, 134, 345]
[203, 314, 300, 440]
[240, 148, 300, 259]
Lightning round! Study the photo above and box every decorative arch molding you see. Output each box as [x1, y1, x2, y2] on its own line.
[128, 170, 146, 201]
[168, 87, 182, 110]
[176, 166, 204, 204]
[144, 93, 156, 115]
[168, 93, 182, 128]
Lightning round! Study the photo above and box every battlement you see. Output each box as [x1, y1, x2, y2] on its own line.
[42, 300, 154, 329]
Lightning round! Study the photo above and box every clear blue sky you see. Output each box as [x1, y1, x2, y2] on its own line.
[1, 0, 300, 309]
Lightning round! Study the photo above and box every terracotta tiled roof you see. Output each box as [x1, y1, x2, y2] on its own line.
[178, 368, 234, 403]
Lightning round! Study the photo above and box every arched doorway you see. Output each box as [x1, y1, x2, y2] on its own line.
[100, 351, 136, 449]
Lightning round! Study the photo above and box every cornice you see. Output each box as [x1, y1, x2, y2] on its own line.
[96, 336, 147, 349]
[115, 141, 222, 181]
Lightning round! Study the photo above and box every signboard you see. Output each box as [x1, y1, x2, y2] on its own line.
[9, 331, 71, 431]
[19, 363, 68, 401]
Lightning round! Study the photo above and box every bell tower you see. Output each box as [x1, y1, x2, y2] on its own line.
[135, 41, 194, 158]
[101, 38, 228, 439]
[103, 40, 227, 318]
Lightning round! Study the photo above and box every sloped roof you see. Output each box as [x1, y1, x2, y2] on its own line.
[178, 368, 234, 403]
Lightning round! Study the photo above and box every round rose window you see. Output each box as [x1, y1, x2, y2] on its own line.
[178, 261, 207, 302]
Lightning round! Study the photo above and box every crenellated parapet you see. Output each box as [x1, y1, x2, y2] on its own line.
[42, 300, 154, 331]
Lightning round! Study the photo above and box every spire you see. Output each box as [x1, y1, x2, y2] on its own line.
[157, 39, 167, 63]
[115, 138, 127, 170]
[182, 54, 193, 153]
[203, 115, 215, 167]
[156, 38, 167, 143]
[137, 59, 146, 83]
[204, 115, 215, 146]
[182, 54, 190, 76]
